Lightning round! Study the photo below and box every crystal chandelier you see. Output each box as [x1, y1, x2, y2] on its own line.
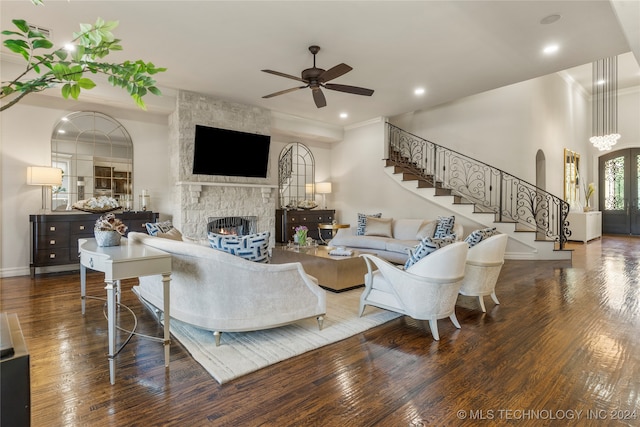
[590, 56, 620, 151]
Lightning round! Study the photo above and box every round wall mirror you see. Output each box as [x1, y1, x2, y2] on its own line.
[278, 142, 315, 209]
[51, 111, 133, 210]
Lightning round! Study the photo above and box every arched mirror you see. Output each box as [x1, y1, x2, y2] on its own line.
[51, 111, 133, 210]
[278, 142, 315, 209]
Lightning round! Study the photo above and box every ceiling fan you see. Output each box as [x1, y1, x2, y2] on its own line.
[261, 45, 374, 108]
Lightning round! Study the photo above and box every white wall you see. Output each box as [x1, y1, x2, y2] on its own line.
[1, 97, 170, 277]
[330, 118, 475, 230]
[390, 72, 592, 201]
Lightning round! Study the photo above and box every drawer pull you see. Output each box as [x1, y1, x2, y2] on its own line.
[49, 253, 56, 259]
[50, 226, 56, 231]
[50, 240, 56, 245]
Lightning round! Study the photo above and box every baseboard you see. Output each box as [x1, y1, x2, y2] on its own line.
[0, 267, 30, 278]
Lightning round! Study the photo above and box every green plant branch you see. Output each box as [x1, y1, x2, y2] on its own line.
[1, 16, 166, 111]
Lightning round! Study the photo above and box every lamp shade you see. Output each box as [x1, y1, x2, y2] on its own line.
[27, 166, 63, 186]
[316, 182, 332, 194]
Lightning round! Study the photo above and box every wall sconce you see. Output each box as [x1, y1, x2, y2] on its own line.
[315, 182, 332, 209]
[27, 166, 63, 213]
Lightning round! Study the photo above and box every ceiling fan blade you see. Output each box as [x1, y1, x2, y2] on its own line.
[261, 69, 307, 83]
[262, 86, 307, 99]
[320, 63, 352, 83]
[324, 83, 374, 96]
[312, 88, 327, 108]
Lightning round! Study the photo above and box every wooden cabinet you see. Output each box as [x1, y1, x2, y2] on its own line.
[275, 209, 335, 243]
[30, 211, 158, 275]
[567, 211, 602, 243]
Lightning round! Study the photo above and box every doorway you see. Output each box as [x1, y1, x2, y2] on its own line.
[599, 148, 640, 235]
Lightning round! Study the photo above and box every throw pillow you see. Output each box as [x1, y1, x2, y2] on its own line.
[157, 227, 183, 241]
[404, 234, 457, 269]
[433, 215, 456, 238]
[364, 217, 393, 237]
[357, 212, 382, 236]
[145, 220, 173, 236]
[464, 227, 499, 248]
[208, 231, 270, 263]
[415, 220, 436, 240]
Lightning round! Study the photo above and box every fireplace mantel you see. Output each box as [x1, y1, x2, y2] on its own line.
[175, 181, 277, 204]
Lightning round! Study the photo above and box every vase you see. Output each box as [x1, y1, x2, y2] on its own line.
[94, 230, 121, 247]
[297, 231, 307, 246]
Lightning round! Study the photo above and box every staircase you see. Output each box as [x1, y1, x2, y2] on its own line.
[385, 123, 571, 261]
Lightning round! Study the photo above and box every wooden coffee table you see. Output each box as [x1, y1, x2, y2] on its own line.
[271, 245, 369, 292]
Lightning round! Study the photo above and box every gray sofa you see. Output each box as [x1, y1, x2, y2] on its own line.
[127, 232, 326, 345]
[329, 218, 464, 264]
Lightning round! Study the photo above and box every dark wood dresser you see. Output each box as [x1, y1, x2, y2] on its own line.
[29, 211, 158, 276]
[275, 209, 335, 243]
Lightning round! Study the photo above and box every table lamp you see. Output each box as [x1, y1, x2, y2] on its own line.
[27, 166, 63, 213]
[316, 182, 332, 209]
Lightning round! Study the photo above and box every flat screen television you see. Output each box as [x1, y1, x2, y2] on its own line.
[192, 125, 271, 178]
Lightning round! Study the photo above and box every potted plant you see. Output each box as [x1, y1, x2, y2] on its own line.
[94, 213, 128, 246]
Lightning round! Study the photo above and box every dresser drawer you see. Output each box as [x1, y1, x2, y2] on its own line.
[35, 221, 70, 238]
[34, 247, 71, 265]
[125, 219, 151, 234]
[70, 220, 96, 235]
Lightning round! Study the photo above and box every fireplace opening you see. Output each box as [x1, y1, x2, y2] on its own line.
[207, 216, 257, 236]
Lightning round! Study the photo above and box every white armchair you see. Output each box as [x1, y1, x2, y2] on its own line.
[459, 234, 508, 312]
[359, 242, 469, 340]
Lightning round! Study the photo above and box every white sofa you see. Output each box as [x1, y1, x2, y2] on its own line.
[127, 232, 326, 346]
[329, 218, 464, 264]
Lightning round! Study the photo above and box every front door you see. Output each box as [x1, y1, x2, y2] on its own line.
[599, 148, 640, 235]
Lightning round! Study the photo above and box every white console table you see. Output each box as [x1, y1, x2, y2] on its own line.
[79, 238, 171, 385]
[567, 211, 602, 243]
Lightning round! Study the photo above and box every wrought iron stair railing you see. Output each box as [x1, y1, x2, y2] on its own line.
[386, 123, 569, 249]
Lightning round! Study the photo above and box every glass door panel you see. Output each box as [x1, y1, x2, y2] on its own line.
[600, 148, 640, 235]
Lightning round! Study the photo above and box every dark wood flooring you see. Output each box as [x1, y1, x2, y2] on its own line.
[1, 236, 639, 426]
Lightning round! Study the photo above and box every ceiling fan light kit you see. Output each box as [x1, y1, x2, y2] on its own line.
[262, 45, 374, 108]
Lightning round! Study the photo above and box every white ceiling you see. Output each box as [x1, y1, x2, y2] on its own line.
[1, 1, 639, 127]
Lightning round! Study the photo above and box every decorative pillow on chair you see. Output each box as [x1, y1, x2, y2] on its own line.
[464, 227, 499, 248]
[208, 231, 270, 263]
[404, 234, 457, 270]
[433, 215, 456, 238]
[145, 220, 174, 236]
[357, 212, 382, 236]
[364, 217, 393, 237]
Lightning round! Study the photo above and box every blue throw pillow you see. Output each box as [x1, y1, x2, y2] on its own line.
[208, 231, 270, 263]
[145, 221, 173, 236]
[464, 227, 498, 248]
[433, 215, 455, 238]
[404, 235, 456, 269]
[356, 213, 382, 236]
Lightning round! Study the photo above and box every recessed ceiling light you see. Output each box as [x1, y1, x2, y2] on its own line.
[597, 79, 606, 85]
[64, 43, 75, 52]
[543, 44, 559, 54]
[414, 88, 425, 96]
[339, 112, 348, 119]
[58, 130, 66, 134]
[540, 14, 562, 25]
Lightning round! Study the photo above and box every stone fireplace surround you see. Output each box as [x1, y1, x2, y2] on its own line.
[169, 91, 278, 244]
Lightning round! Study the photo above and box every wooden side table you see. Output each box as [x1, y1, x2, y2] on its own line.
[318, 223, 350, 243]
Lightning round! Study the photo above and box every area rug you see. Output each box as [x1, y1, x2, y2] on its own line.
[168, 288, 401, 384]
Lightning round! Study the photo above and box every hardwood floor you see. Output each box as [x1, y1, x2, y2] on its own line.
[2, 236, 639, 426]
